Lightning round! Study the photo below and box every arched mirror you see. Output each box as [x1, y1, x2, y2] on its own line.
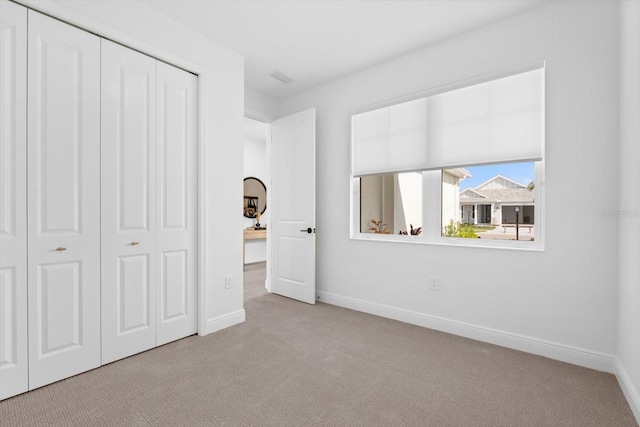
[243, 177, 267, 218]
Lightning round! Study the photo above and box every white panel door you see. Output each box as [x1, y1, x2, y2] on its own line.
[269, 109, 316, 304]
[27, 11, 101, 389]
[101, 40, 157, 364]
[155, 62, 197, 346]
[0, 0, 28, 400]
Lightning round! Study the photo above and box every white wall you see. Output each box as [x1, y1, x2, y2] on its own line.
[245, 86, 280, 122]
[280, 0, 620, 370]
[617, 0, 640, 420]
[243, 118, 268, 263]
[17, 0, 246, 334]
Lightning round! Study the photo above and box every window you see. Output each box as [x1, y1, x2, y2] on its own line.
[360, 172, 422, 235]
[351, 63, 544, 249]
[443, 162, 537, 242]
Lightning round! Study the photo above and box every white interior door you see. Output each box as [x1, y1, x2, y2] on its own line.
[155, 61, 197, 346]
[101, 40, 157, 364]
[269, 109, 316, 304]
[0, 0, 28, 400]
[27, 10, 101, 389]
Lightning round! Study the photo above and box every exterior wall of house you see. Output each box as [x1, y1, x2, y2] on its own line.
[477, 176, 522, 191]
[360, 175, 383, 232]
[461, 205, 474, 224]
[492, 204, 501, 225]
[360, 174, 395, 233]
[395, 172, 422, 234]
[442, 171, 460, 228]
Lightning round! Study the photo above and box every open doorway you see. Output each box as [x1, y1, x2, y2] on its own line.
[243, 109, 317, 304]
[243, 116, 270, 300]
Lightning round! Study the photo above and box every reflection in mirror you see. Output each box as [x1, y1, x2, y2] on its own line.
[244, 177, 267, 218]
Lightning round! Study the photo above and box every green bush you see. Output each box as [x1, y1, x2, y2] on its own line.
[443, 220, 478, 238]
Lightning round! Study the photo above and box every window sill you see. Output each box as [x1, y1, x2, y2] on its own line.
[351, 233, 544, 252]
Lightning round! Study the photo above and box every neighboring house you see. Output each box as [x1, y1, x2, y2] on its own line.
[459, 175, 535, 225]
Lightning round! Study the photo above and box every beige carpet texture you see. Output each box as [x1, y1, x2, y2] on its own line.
[1, 263, 636, 426]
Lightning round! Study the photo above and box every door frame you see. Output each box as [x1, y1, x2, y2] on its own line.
[245, 109, 273, 292]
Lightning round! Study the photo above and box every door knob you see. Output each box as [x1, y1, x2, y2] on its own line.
[299, 228, 315, 234]
[129, 241, 139, 246]
[55, 247, 67, 252]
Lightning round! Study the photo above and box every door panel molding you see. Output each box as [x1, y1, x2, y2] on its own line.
[269, 109, 316, 304]
[27, 9, 101, 390]
[101, 39, 157, 364]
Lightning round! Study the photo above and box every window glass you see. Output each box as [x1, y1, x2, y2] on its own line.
[360, 172, 423, 236]
[442, 162, 536, 241]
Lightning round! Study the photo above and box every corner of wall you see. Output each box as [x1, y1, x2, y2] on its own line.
[616, 358, 640, 423]
[245, 86, 281, 122]
[617, 1, 640, 425]
[206, 310, 246, 335]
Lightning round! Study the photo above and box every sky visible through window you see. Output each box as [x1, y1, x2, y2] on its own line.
[459, 162, 535, 190]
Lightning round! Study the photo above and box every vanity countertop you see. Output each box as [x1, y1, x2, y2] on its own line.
[244, 228, 267, 240]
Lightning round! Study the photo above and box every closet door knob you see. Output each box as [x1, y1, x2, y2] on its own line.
[129, 241, 139, 246]
[55, 247, 67, 252]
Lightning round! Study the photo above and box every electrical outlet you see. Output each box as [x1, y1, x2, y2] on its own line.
[225, 274, 233, 289]
[429, 276, 440, 291]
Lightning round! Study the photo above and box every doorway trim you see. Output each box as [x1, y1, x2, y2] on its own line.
[244, 111, 272, 293]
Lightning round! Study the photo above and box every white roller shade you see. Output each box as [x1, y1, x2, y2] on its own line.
[352, 98, 427, 176]
[425, 68, 543, 169]
[351, 67, 544, 176]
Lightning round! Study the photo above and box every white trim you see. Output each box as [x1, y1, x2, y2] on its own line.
[317, 291, 615, 373]
[197, 76, 207, 335]
[616, 358, 640, 424]
[205, 310, 246, 335]
[245, 108, 273, 124]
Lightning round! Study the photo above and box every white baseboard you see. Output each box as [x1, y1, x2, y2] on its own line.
[204, 309, 245, 335]
[616, 358, 640, 424]
[317, 291, 615, 373]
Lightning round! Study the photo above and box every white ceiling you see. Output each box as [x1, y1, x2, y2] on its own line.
[142, 0, 549, 99]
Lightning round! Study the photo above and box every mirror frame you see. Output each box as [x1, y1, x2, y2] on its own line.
[243, 176, 267, 218]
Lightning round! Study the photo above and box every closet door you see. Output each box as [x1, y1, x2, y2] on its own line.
[155, 62, 197, 345]
[0, 1, 28, 400]
[27, 11, 101, 389]
[101, 40, 157, 364]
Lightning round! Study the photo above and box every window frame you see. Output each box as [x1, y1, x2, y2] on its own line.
[350, 62, 545, 251]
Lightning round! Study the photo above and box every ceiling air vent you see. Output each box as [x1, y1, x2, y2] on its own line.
[268, 70, 295, 84]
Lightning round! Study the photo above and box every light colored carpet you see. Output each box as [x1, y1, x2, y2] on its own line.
[0, 262, 636, 426]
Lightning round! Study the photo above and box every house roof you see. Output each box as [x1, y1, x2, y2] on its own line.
[460, 175, 534, 204]
[476, 174, 526, 191]
[444, 168, 472, 179]
[460, 188, 486, 198]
